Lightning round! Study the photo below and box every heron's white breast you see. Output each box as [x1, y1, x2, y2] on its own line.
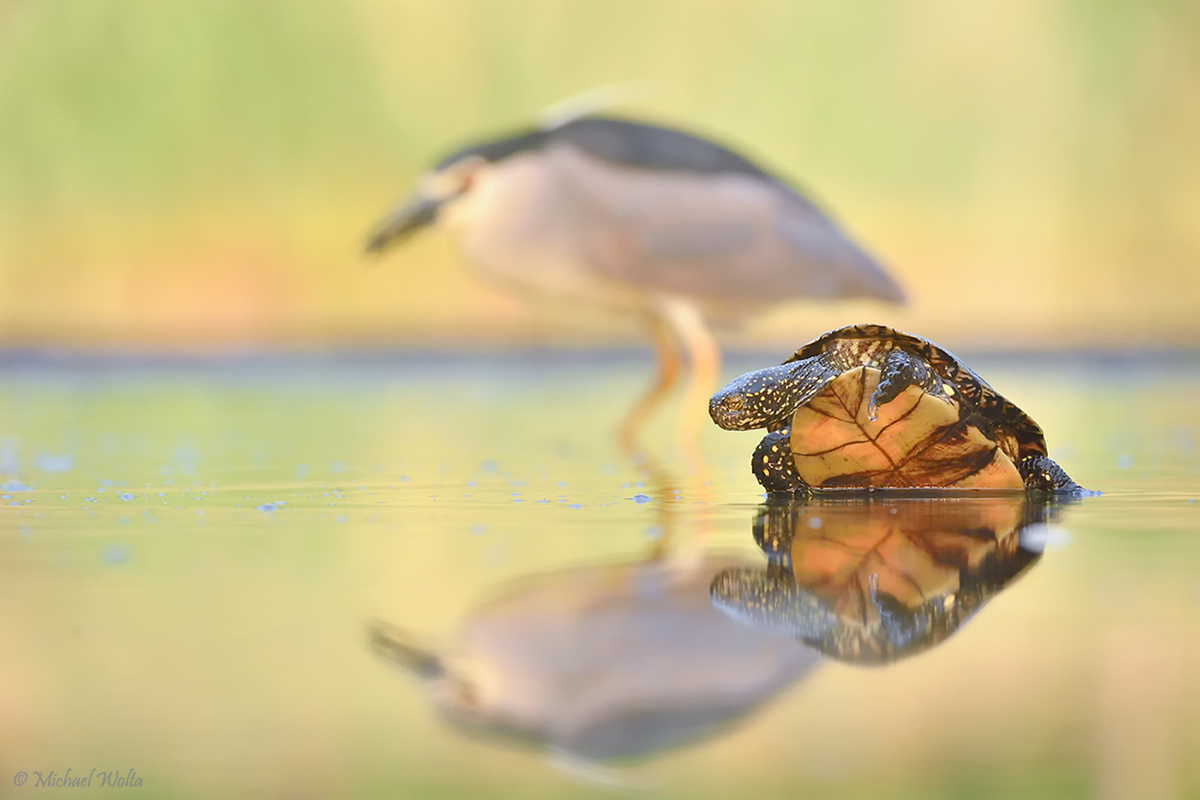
[437, 153, 646, 312]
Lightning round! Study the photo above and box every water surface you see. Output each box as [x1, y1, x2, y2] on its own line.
[2, 352, 1198, 799]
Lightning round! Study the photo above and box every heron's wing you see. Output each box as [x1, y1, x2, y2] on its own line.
[549, 116, 775, 180]
[550, 144, 905, 307]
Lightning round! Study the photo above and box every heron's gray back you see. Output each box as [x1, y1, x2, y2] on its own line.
[539, 143, 904, 311]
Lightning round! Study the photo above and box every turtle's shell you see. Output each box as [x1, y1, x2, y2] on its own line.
[784, 324, 1045, 490]
[710, 497, 1049, 664]
[788, 324, 1047, 458]
[789, 364, 1024, 490]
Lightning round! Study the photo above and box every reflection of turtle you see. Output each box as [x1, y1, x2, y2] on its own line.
[369, 556, 818, 764]
[710, 497, 1062, 664]
[709, 324, 1081, 493]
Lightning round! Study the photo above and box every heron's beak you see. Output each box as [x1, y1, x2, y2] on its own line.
[364, 193, 442, 254]
[368, 620, 444, 679]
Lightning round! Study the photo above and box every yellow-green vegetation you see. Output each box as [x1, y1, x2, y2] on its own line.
[0, 0, 1198, 350]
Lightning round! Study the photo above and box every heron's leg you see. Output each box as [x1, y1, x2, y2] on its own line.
[753, 429, 807, 494]
[653, 297, 720, 544]
[617, 314, 684, 453]
[1018, 455, 1083, 494]
[655, 297, 721, 439]
[867, 349, 949, 420]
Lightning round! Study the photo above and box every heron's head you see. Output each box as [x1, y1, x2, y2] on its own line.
[365, 127, 550, 255]
[364, 155, 490, 254]
[368, 620, 532, 741]
[709, 364, 804, 431]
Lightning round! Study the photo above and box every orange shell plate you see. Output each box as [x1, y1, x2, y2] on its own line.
[789, 367, 1023, 490]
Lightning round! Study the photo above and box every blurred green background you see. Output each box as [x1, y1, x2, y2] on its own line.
[0, 0, 1197, 352]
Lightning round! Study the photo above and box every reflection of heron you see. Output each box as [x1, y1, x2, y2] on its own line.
[366, 116, 905, 442]
[712, 497, 1070, 664]
[369, 555, 818, 768]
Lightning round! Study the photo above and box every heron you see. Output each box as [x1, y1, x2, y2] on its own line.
[366, 115, 905, 443]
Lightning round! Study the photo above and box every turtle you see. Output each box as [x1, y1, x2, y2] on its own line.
[708, 324, 1082, 494]
[710, 496, 1063, 664]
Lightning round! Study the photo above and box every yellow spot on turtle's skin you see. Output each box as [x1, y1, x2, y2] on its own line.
[944, 385, 956, 396]
[763, 469, 771, 476]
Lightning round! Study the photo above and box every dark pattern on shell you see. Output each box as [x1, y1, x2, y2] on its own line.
[719, 497, 1062, 664]
[784, 324, 1048, 459]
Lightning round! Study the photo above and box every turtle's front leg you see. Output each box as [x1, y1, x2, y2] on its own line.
[1018, 455, 1083, 493]
[752, 429, 808, 494]
[868, 349, 952, 420]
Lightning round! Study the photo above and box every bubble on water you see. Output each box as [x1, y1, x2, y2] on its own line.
[36, 453, 74, 472]
[631, 494, 652, 504]
[481, 460, 498, 473]
[0, 436, 19, 473]
[257, 503, 278, 513]
[1019, 523, 1072, 553]
[568, 504, 582, 510]
[118, 492, 135, 502]
[0, 479, 27, 492]
[467, 480, 477, 487]
[101, 545, 131, 566]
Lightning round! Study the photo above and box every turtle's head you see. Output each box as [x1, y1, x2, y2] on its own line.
[709, 364, 805, 430]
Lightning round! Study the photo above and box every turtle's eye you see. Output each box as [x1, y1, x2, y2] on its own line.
[725, 394, 745, 411]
